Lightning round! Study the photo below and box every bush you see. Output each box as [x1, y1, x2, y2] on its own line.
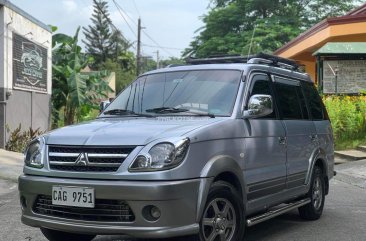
[323, 95, 366, 150]
[5, 124, 43, 153]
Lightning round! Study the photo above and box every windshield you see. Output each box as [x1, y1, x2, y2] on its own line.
[102, 70, 242, 117]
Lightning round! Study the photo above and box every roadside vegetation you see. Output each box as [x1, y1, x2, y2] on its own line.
[5, 125, 43, 153]
[323, 95, 366, 150]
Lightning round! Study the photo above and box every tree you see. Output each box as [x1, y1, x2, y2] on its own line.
[101, 51, 136, 94]
[82, 0, 113, 67]
[52, 27, 113, 127]
[160, 57, 185, 68]
[184, 0, 362, 58]
[82, 0, 134, 95]
[305, 0, 362, 25]
[110, 29, 130, 63]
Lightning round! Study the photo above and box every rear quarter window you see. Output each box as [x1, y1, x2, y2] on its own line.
[302, 82, 327, 120]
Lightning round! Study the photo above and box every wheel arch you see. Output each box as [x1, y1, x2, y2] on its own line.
[196, 155, 247, 222]
[306, 148, 329, 195]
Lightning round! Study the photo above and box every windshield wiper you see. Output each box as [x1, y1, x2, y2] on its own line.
[184, 110, 216, 118]
[145, 107, 215, 118]
[103, 109, 154, 117]
[145, 107, 189, 113]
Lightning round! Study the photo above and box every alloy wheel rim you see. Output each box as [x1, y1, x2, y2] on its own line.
[312, 177, 323, 210]
[201, 198, 236, 241]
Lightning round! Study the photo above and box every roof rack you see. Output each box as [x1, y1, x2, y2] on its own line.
[186, 55, 248, 65]
[185, 53, 300, 71]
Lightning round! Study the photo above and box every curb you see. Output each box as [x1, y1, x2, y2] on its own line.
[334, 171, 366, 189]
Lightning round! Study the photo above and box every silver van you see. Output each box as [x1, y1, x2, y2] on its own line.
[18, 54, 334, 241]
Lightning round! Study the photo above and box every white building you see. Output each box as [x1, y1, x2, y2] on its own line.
[0, 0, 52, 148]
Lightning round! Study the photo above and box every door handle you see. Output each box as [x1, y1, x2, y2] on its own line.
[310, 134, 318, 142]
[278, 137, 286, 145]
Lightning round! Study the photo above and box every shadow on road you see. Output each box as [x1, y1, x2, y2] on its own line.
[245, 211, 306, 241]
[95, 211, 306, 241]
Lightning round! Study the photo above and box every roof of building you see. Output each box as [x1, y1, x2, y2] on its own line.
[275, 3, 366, 55]
[0, 0, 51, 32]
[313, 42, 366, 55]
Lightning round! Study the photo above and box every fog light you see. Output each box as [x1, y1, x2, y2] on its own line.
[142, 205, 161, 221]
[150, 206, 161, 219]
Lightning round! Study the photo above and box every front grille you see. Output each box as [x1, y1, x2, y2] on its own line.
[33, 195, 135, 222]
[48, 146, 135, 172]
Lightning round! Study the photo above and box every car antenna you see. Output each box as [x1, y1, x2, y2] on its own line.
[247, 24, 257, 60]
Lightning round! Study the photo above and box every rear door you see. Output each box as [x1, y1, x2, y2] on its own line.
[273, 76, 317, 189]
[302, 81, 334, 179]
[243, 73, 287, 200]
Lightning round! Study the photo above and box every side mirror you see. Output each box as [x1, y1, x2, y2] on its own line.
[99, 100, 110, 113]
[243, 94, 273, 119]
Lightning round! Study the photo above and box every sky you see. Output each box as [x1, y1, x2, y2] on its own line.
[10, 0, 209, 60]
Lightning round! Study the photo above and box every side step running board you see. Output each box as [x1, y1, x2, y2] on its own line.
[246, 198, 311, 227]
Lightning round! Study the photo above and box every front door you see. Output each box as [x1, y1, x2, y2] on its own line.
[243, 73, 287, 200]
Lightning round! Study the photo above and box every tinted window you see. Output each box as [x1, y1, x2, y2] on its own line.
[298, 86, 310, 120]
[302, 82, 324, 120]
[275, 82, 303, 120]
[248, 74, 276, 118]
[250, 76, 272, 96]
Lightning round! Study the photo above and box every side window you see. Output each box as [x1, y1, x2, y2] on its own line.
[274, 81, 303, 120]
[247, 74, 276, 118]
[298, 86, 310, 120]
[302, 82, 325, 120]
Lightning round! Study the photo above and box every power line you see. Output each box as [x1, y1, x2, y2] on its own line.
[112, 0, 175, 57]
[142, 43, 184, 51]
[141, 30, 175, 57]
[112, 0, 138, 25]
[131, 0, 141, 17]
[93, 0, 135, 50]
[112, 0, 137, 38]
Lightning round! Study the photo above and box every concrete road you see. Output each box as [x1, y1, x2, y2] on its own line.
[1, 179, 365, 241]
[0, 149, 23, 182]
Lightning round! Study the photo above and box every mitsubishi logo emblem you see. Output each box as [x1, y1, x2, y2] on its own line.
[75, 153, 89, 166]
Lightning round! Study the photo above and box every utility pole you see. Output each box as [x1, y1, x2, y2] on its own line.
[154, 50, 160, 69]
[136, 18, 142, 76]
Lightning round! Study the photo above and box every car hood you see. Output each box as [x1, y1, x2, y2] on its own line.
[45, 117, 225, 146]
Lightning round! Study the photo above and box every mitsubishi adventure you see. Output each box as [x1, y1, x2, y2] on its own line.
[19, 53, 334, 241]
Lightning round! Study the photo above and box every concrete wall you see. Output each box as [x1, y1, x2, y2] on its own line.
[0, 7, 6, 148]
[5, 90, 50, 133]
[0, 4, 52, 148]
[0, 88, 5, 148]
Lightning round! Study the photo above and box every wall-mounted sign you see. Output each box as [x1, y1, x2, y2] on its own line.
[13, 33, 48, 92]
[323, 60, 366, 94]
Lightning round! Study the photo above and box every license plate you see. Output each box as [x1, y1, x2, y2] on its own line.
[52, 186, 95, 208]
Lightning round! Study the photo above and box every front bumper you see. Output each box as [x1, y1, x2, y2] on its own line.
[18, 175, 201, 238]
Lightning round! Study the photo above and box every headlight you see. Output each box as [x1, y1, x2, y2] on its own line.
[24, 137, 45, 169]
[129, 138, 190, 172]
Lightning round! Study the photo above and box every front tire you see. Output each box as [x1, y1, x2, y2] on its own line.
[199, 181, 245, 241]
[298, 166, 325, 220]
[40, 228, 96, 241]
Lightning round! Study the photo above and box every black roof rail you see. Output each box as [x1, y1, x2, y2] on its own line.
[186, 55, 249, 65]
[186, 53, 300, 71]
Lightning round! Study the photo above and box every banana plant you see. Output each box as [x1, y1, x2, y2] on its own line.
[52, 27, 113, 127]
